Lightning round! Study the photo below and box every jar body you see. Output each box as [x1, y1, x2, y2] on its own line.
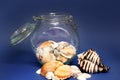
[31, 13, 79, 64]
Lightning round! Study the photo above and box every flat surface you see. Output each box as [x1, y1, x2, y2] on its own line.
[0, 0, 120, 80]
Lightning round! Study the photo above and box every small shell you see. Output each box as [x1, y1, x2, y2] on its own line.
[45, 72, 54, 80]
[70, 65, 81, 78]
[77, 73, 91, 79]
[77, 76, 86, 80]
[54, 65, 72, 79]
[40, 61, 63, 76]
[71, 65, 81, 73]
[41, 47, 56, 63]
[57, 41, 69, 49]
[56, 55, 68, 63]
[59, 44, 76, 59]
[59, 42, 76, 58]
[39, 40, 56, 48]
[36, 68, 41, 75]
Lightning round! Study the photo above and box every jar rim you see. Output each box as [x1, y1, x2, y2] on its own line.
[41, 12, 72, 17]
[33, 13, 73, 21]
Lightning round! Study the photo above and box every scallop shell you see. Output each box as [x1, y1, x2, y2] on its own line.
[58, 41, 76, 59]
[40, 61, 63, 76]
[78, 49, 109, 73]
[54, 65, 72, 79]
[60, 45, 76, 58]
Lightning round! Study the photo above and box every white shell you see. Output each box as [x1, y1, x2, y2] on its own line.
[45, 72, 54, 80]
[36, 68, 41, 74]
[71, 65, 81, 74]
[77, 73, 91, 79]
[77, 76, 86, 80]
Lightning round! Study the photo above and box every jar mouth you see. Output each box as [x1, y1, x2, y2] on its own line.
[33, 13, 73, 21]
[41, 13, 72, 17]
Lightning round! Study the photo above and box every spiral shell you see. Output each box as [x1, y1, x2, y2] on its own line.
[78, 49, 109, 73]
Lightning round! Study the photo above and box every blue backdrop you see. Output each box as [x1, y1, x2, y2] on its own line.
[0, 0, 120, 80]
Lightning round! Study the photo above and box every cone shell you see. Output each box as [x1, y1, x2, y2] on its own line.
[40, 61, 63, 76]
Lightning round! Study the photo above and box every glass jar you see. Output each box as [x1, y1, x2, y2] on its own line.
[11, 13, 79, 64]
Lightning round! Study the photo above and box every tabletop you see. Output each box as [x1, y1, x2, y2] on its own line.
[0, 0, 120, 80]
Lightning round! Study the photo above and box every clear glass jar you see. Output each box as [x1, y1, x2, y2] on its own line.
[11, 13, 79, 64]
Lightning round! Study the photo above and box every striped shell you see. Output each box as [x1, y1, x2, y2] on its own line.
[78, 49, 109, 73]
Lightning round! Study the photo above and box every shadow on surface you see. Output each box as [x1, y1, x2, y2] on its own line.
[0, 46, 42, 68]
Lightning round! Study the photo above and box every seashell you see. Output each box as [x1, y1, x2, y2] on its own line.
[78, 49, 110, 73]
[59, 44, 76, 59]
[77, 76, 86, 80]
[45, 72, 54, 80]
[77, 73, 91, 79]
[57, 41, 69, 49]
[78, 49, 101, 66]
[70, 65, 82, 78]
[54, 65, 72, 80]
[78, 59, 109, 73]
[45, 72, 60, 80]
[41, 47, 56, 63]
[40, 61, 63, 76]
[56, 55, 68, 63]
[39, 40, 56, 48]
[36, 68, 41, 75]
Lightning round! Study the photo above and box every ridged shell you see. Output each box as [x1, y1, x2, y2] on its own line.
[54, 65, 72, 79]
[40, 61, 63, 76]
[78, 49, 109, 73]
[78, 59, 109, 73]
[78, 49, 101, 65]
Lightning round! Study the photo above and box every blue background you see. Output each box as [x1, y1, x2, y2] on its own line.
[0, 0, 120, 80]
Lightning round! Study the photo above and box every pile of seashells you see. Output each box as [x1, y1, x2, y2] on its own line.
[36, 40, 76, 64]
[36, 40, 109, 80]
[36, 61, 91, 80]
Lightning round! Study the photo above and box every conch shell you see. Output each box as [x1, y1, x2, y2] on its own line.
[78, 49, 110, 73]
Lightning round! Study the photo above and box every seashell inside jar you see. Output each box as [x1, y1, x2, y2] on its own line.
[36, 40, 76, 64]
